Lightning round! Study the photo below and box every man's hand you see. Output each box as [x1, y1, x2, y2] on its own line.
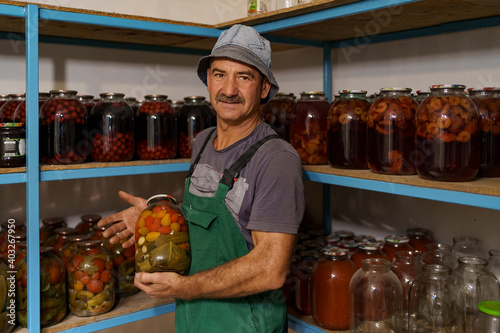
[135, 272, 188, 299]
[97, 190, 147, 248]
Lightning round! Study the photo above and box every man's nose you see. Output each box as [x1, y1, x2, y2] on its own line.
[221, 76, 238, 97]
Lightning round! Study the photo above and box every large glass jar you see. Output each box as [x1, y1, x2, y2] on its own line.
[452, 236, 486, 261]
[0, 260, 14, 333]
[177, 96, 215, 158]
[124, 97, 138, 115]
[488, 249, 500, 284]
[415, 84, 480, 181]
[0, 230, 25, 264]
[77, 95, 95, 113]
[76, 214, 101, 236]
[104, 231, 138, 297]
[170, 100, 184, 114]
[16, 246, 66, 328]
[408, 264, 464, 333]
[416, 90, 430, 104]
[419, 243, 457, 270]
[290, 91, 329, 165]
[349, 258, 403, 332]
[472, 301, 500, 332]
[0, 94, 24, 122]
[0, 95, 8, 111]
[13, 92, 49, 123]
[406, 227, 435, 254]
[0, 220, 25, 246]
[40, 217, 66, 243]
[89, 92, 134, 162]
[311, 247, 357, 330]
[49, 227, 77, 254]
[351, 242, 390, 269]
[67, 240, 115, 316]
[261, 92, 295, 141]
[383, 235, 414, 262]
[469, 87, 500, 177]
[135, 94, 177, 160]
[367, 88, 417, 175]
[327, 90, 370, 169]
[58, 234, 91, 269]
[294, 249, 319, 315]
[39, 90, 88, 164]
[0, 122, 26, 168]
[135, 194, 190, 274]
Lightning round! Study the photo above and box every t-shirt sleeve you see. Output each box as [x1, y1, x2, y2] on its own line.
[247, 149, 305, 234]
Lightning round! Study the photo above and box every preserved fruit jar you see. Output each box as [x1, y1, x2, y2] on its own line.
[327, 90, 370, 169]
[89, 93, 134, 162]
[383, 235, 414, 262]
[290, 91, 329, 165]
[39, 90, 88, 164]
[0, 95, 8, 110]
[76, 213, 101, 236]
[170, 100, 184, 113]
[77, 95, 95, 113]
[0, 122, 25, 168]
[0, 94, 24, 122]
[104, 231, 138, 297]
[261, 92, 295, 141]
[351, 242, 390, 269]
[415, 84, 480, 181]
[469, 87, 500, 177]
[124, 96, 138, 115]
[67, 240, 115, 316]
[416, 90, 430, 104]
[472, 301, 500, 333]
[0, 220, 25, 246]
[311, 247, 357, 330]
[367, 88, 417, 175]
[0, 259, 14, 333]
[406, 227, 435, 254]
[13, 92, 49, 123]
[40, 217, 66, 243]
[177, 96, 215, 158]
[135, 94, 177, 160]
[295, 249, 319, 315]
[135, 194, 190, 273]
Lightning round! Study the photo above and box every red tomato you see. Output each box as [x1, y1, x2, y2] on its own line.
[123, 246, 135, 258]
[91, 272, 101, 280]
[92, 258, 106, 273]
[100, 270, 112, 283]
[87, 279, 104, 294]
[152, 205, 163, 213]
[105, 260, 114, 271]
[158, 226, 172, 234]
[114, 256, 124, 267]
[49, 266, 62, 285]
[80, 276, 90, 286]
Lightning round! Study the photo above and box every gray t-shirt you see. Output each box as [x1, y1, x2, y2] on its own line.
[188, 121, 305, 249]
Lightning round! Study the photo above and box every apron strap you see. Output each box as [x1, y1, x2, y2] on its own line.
[186, 128, 217, 178]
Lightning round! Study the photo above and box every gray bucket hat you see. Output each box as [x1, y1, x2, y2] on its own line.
[197, 24, 279, 104]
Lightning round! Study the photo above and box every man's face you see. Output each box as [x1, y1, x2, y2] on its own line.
[206, 57, 271, 125]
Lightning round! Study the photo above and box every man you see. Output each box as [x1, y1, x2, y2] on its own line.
[98, 24, 305, 332]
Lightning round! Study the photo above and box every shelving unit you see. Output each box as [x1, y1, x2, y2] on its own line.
[1, 0, 499, 332]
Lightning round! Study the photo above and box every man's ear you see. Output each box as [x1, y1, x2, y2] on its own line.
[261, 78, 271, 100]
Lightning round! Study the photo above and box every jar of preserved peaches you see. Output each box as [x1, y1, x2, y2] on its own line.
[382, 235, 414, 262]
[40, 90, 88, 164]
[67, 240, 115, 316]
[406, 227, 435, 254]
[104, 231, 138, 297]
[351, 242, 390, 269]
[367, 88, 417, 175]
[290, 91, 329, 165]
[77, 95, 94, 113]
[12, 92, 49, 123]
[261, 92, 295, 141]
[327, 90, 370, 169]
[89, 93, 134, 162]
[0, 94, 24, 122]
[0, 122, 25, 168]
[0, 259, 14, 333]
[17, 246, 66, 327]
[40, 217, 66, 243]
[135, 94, 176, 160]
[415, 84, 480, 181]
[135, 194, 190, 274]
[416, 90, 430, 104]
[76, 213, 101, 236]
[469, 87, 500, 177]
[177, 96, 215, 158]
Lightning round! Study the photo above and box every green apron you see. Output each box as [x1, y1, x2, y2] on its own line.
[176, 129, 287, 333]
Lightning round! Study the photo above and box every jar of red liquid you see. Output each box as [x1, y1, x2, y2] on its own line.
[104, 231, 138, 297]
[469, 87, 500, 177]
[76, 213, 101, 235]
[295, 249, 319, 315]
[328, 90, 370, 169]
[290, 91, 329, 165]
[415, 84, 480, 181]
[177, 96, 215, 158]
[67, 240, 115, 316]
[333, 229, 355, 241]
[383, 235, 414, 262]
[89, 92, 134, 162]
[311, 247, 357, 330]
[406, 227, 435, 254]
[12, 92, 49, 123]
[367, 87, 417, 175]
[261, 92, 295, 141]
[40, 90, 88, 164]
[50, 227, 77, 254]
[0, 94, 24, 122]
[338, 240, 358, 258]
[416, 90, 430, 104]
[77, 94, 94, 113]
[135, 94, 177, 160]
[282, 253, 300, 306]
[40, 216, 66, 243]
[351, 242, 390, 269]
[58, 234, 91, 268]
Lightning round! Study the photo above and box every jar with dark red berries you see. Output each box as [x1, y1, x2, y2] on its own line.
[13, 92, 49, 123]
[135, 94, 177, 160]
[77, 95, 94, 114]
[39, 90, 88, 164]
[89, 93, 134, 162]
[0, 94, 24, 122]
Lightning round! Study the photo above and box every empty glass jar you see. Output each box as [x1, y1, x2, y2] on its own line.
[472, 301, 500, 332]
[488, 249, 500, 284]
[452, 236, 486, 261]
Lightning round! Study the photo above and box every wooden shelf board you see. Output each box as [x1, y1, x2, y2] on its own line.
[39, 158, 191, 172]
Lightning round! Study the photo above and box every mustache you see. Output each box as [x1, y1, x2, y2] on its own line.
[215, 94, 245, 103]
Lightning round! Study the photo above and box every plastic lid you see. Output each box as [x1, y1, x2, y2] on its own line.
[407, 227, 430, 236]
[0, 122, 24, 128]
[478, 301, 500, 316]
[416, 90, 430, 94]
[358, 242, 383, 250]
[430, 84, 466, 90]
[338, 90, 367, 94]
[380, 87, 412, 92]
[41, 217, 65, 227]
[322, 246, 349, 257]
[81, 214, 102, 224]
[385, 235, 410, 244]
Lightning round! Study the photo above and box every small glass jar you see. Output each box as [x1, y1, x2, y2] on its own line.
[415, 84, 480, 181]
[349, 258, 403, 332]
[383, 235, 414, 262]
[367, 87, 417, 175]
[247, 0, 267, 15]
[50, 227, 77, 254]
[261, 92, 296, 141]
[135, 194, 190, 273]
[311, 247, 357, 330]
[469, 87, 500, 177]
[177, 96, 215, 158]
[89, 92, 134, 162]
[295, 249, 319, 315]
[39, 90, 88, 164]
[76, 213, 101, 236]
[327, 90, 370, 169]
[135, 94, 177, 160]
[488, 249, 500, 284]
[67, 240, 115, 316]
[472, 301, 500, 332]
[0, 94, 24, 122]
[406, 227, 435, 254]
[452, 235, 486, 261]
[416, 90, 430, 104]
[0, 259, 14, 333]
[77, 94, 95, 113]
[40, 217, 66, 243]
[0, 122, 26, 167]
[13, 92, 49, 123]
[290, 91, 329, 165]
[58, 234, 91, 269]
[351, 242, 390, 269]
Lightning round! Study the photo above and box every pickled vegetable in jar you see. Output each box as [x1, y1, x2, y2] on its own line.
[40, 217, 66, 243]
[290, 91, 329, 165]
[89, 93, 134, 162]
[367, 87, 417, 175]
[382, 235, 414, 262]
[39, 90, 88, 164]
[0, 220, 25, 246]
[327, 90, 370, 169]
[0, 259, 14, 333]
[104, 231, 138, 297]
[0, 230, 25, 264]
[0, 122, 26, 168]
[177, 96, 215, 158]
[13, 92, 49, 123]
[415, 84, 480, 181]
[469, 87, 500, 177]
[58, 234, 91, 268]
[67, 240, 115, 316]
[77, 94, 94, 113]
[135, 194, 190, 274]
[261, 92, 295, 141]
[0, 94, 24, 122]
[135, 94, 177, 160]
[351, 242, 390, 269]
[76, 213, 101, 236]
[49, 227, 77, 254]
